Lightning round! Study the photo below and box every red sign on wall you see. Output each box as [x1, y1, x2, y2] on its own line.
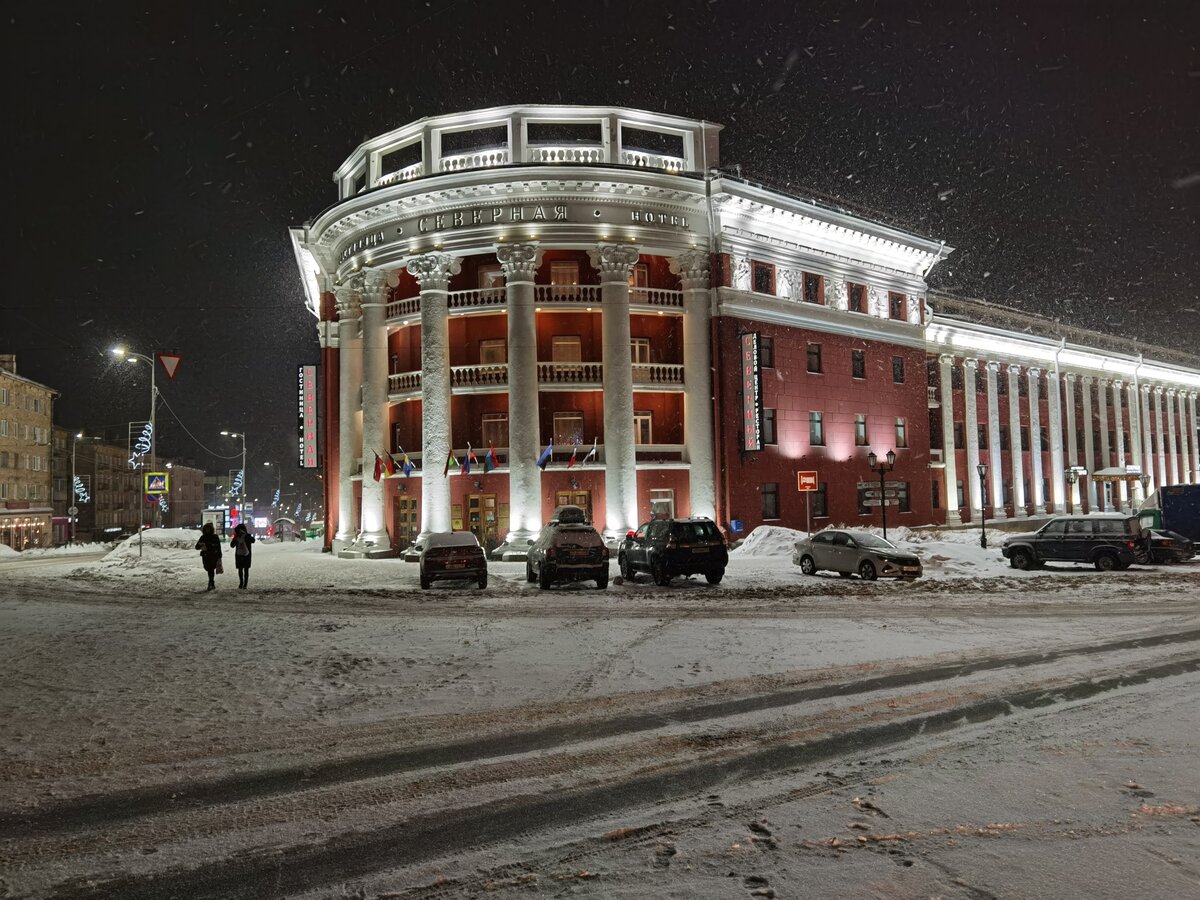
[741, 332, 762, 452]
[298, 365, 318, 468]
[797, 471, 818, 492]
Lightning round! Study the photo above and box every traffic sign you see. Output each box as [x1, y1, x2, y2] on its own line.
[144, 471, 169, 494]
[797, 470, 818, 492]
[157, 353, 182, 380]
[67, 505, 79, 517]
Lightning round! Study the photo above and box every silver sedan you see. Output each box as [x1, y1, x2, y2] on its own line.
[792, 530, 923, 581]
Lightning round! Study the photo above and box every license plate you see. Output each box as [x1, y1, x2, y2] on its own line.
[446, 562, 465, 569]
[692, 547, 709, 554]
[902, 566, 920, 573]
[568, 549, 589, 558]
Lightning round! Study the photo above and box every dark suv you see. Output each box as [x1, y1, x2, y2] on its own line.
[618, 517, 728, 586]
[1001, 514, 1148, 571]
[526, 517, 609, 589]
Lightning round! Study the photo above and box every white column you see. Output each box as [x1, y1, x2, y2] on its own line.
[1064, 374, 1080, 511]
[1166, 388, 1180, 485]
[1081, 376, 1098, 512]
[985, 361, 1006, 517]
[589, 243, 641, 538]
[1112, 380, 1127, 511]
[1128, 382, 1146, 505]
[354, 267, 396, 549]
[1047, 370, 1066, 513]
[1140, 384, 1155, 494]
[1097, 378, 1112, 511]
[1028, 367, 1046, 514]
[333, 281, 363, 547]
[1189, 392, 1199, 483]
[963, 359, 983, 521]
[671, 250, 716, 520]
[1007, 364, 1026, 516]
[1154, 386, 1168, 488]
[939, 355, 963, 523]
[495, 242, 543, 551]
[408, 252, 462, 544]
[1176, 390, 1190, 484]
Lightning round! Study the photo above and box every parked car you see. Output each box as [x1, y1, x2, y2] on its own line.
[419, 531, 488, 589]
[618, 517, 728, 586]
[792, 530, 922, 581]
[1143, 529, 1196, 564]
[1000, 514, 1148, 571]
[526, 519, 609, 589]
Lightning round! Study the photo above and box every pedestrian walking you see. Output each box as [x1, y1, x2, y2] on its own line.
[230, 523, 256, 589]
[195, 522, 223, 590]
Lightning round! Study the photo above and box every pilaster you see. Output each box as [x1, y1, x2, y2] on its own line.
[1140, 384, 1155, 495]
[1096, 378, 1112, 510]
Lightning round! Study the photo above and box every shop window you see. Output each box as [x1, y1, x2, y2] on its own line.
[895, 417, 908, 449]
[851, 349, 865, 380]
[813, 483, 828, 518]
[807, 343, 822, 374]
[855, 414, 868, 447]
[759, 337, 775, 368]
[633, 412, 653, 445]
[848, 283, 866, 313]
[649, 488, 674, 519]
[478, 264, 505, 289]
[482, 413, 509, 448]
[480, 339, 507, 364]
[763, 409, 777, 445]
[892, 356, 906, 384]
[752, 261, 774, 294]
[553, 411, 584, 447]
[761, 482, 780, 519]
[803, 273, 822, 304]
[809, 412, 825, 446]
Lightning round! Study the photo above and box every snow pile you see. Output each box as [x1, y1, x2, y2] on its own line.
[0, 543, 18, 558]
[17, 543, 116, 558]
[75, 528, 207, 582]
[732, 525, 807, 557]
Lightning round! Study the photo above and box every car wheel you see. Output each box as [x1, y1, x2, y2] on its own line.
[1094, 552, 1118, 572]
[705, 569, 724, 585]
[538, 564, 553, 590]
[526, 560, 536, 582]
[858, 560, 877, 581]
[1009, 548, 1033, 570]
[798, 555, 816, 576]
[652, 557, 671, 587]
[420, 575, 431, 590]
[619, 554, 634, 581]
[596, 572, 608, 590]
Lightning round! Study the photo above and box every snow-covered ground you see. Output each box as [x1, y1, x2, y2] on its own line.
[1, 527, 1197, 898]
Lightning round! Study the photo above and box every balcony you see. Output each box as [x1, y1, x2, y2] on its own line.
[386, 285, 685, 326]
[377, 162, 425, 186]
[533, 285, 602, 306]
[620, 149, 686, 172]
[439, 148, 510, 172]
[390, 361, 685, 400]
[526, 146, 605, 164]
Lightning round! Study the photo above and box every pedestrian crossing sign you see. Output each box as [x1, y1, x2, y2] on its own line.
[145, 472, 169, 494]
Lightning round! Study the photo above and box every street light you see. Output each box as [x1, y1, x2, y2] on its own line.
[866, 449, 897, 541]
[221, 431, 247, 526]
[264, 461, 282, 510]
[977, 462, 989, 548]
[111, 346, 157, 555]
[69, 433, 101, 546]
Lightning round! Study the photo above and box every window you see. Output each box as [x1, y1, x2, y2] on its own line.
[1018, 376, 1028, 397]
[1021, 426, 1030, 451]
[951, 366, 963, 390]
[931, 479, 941, 510]
[630, 337, 650, 364]
[897, 481, 911, 512]
[761, 482, 780, 519]
[633, 412, 653, 445]
[477, 264, 505, 289]
[892, 356, 905, 384]
[813, 482, 828, 518]
[851, 350, 865, 380]
[0, 420, 7, 437]
[1043, 477, 1051, 503]
[550, 260, 579, 288]
[649, 488, 674, 519]
[480, 339, 507, 364]
[855, 414, 868, 446]
[809, 412, 825, 446]
[551, 335, 582, 376]
[998, 376, 1008, 395]
[954, 422, 965, 449]
[0, 388, 6, 405]
[1040, 427, 1048, 449]
[807, 343, 822, 374]
[975, 367, 986, 393]
[552, 411, 583, 447]
[956, 479, 965, 508]
[889, 292, 905, 320]
[803, 273, 822, 304]
[848, 283, 866, 313]
[759, 337, 774, 368]
[999, 423, 1009, 448]
[762, 409, 777, 445]
[628, 262, 649, 288]
[895, 417, 908, 448]
[752, 262, 774, 294]
[482, 413, 509, 448]
[978, 424, 988, 448]
[1003, 480, 1012, 505]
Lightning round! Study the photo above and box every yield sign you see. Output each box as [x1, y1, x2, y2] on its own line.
[156, 353, 182, 380]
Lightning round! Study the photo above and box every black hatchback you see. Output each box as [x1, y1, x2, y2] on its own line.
[618, 517, 728, 586]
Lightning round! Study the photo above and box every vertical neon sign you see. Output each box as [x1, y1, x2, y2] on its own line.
[741, 332, 762, 452]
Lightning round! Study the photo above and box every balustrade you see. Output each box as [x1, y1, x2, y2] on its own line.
[447, 288, 506, 311]
[389, 371, 421, 393]
[527, 146, 605, 164]
[386, 296, 420, 320]
[533, 284, 602, 305]
[376, 162, 424, 186]
[620, 150, 686, 172]
[537, 361, 604, 384]
[631, 363, 684, 385]
[630, 287, 683, 308]
[451, 364, 509, 387]
[439, 149, 509, 172]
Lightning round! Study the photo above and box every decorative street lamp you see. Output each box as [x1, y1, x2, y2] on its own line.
[866, 449, 897, 541]
[264, 461, 282, 510]
[1065, 466, 1080, 513]
[977, 462, 989, 549]
[221, 431, 248, 526]
[111, 346, 157, 555]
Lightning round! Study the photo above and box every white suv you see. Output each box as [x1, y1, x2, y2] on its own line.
[526, 520, 610, 589]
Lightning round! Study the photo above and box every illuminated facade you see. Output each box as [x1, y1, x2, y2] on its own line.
[289, 106, 1199, 556]
[0, 355, 55, 550]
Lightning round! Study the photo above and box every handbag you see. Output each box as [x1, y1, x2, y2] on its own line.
[216, 560, 224, 574]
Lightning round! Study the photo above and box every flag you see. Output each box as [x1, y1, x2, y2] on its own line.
[397, 447, 414, 477]
[443, 449, 459, 477]
[372, 452, 383, 482]
[484, 442, 497, 473]
[536, 440, 553, 470]
[567, 444, 578, 468]
[462, 443, 478, 476]
[581, 437, 598, 465]
[382, 450, 397, 477]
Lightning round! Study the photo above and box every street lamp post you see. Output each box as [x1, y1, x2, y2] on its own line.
[222, 431, 247, 526]
[977, 462, 989, 548]
[69, 433, 100, 546]
[111, 347, 157, 555]
[263, 461, 282, 511]
[866, 449, 897, 541]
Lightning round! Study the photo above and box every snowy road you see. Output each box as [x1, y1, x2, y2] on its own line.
[0, 532, 1197, 898]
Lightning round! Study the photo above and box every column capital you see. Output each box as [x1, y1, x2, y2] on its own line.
[405, 252, 461, 290]
[495, 241, 542, 281]
[1141, 383, 1153, 395]
[963, 357, 979, 370]
[1028, 366, 1042, 378]
[669, 249, 712, 290]
[938, 353, 956, 366]
[1189, 390, 1198, 400]
[1165, 386, 1178, 397]
[1154, 384, 1165, 395]
[1006, 362, 1022, 376]
[1064, 372, 1077, 384]
[1111, 378, 1124, 389]
[1080, 374, 1094, 385]
[986, 360, 1001, 373]
[588, 243, 640, 281]
[1094, 376, 1109, 388]
[361, 266, 399, 302]
[1046, 368, 1060, 382]
[334, 280, 362, 319]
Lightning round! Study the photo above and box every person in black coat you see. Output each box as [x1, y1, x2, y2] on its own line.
[230, 523, 256, 589]
[195, 522, 223, 590]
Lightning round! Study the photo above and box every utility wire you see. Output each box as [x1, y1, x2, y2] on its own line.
[155, 393, 243, 460]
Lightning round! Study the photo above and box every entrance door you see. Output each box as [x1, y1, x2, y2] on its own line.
[555, 490, 592, 523]
[393, 496, 419, 551]
[467, 493, 499, 553]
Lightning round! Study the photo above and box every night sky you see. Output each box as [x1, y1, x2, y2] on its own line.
[7, 1, 1197, 500]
